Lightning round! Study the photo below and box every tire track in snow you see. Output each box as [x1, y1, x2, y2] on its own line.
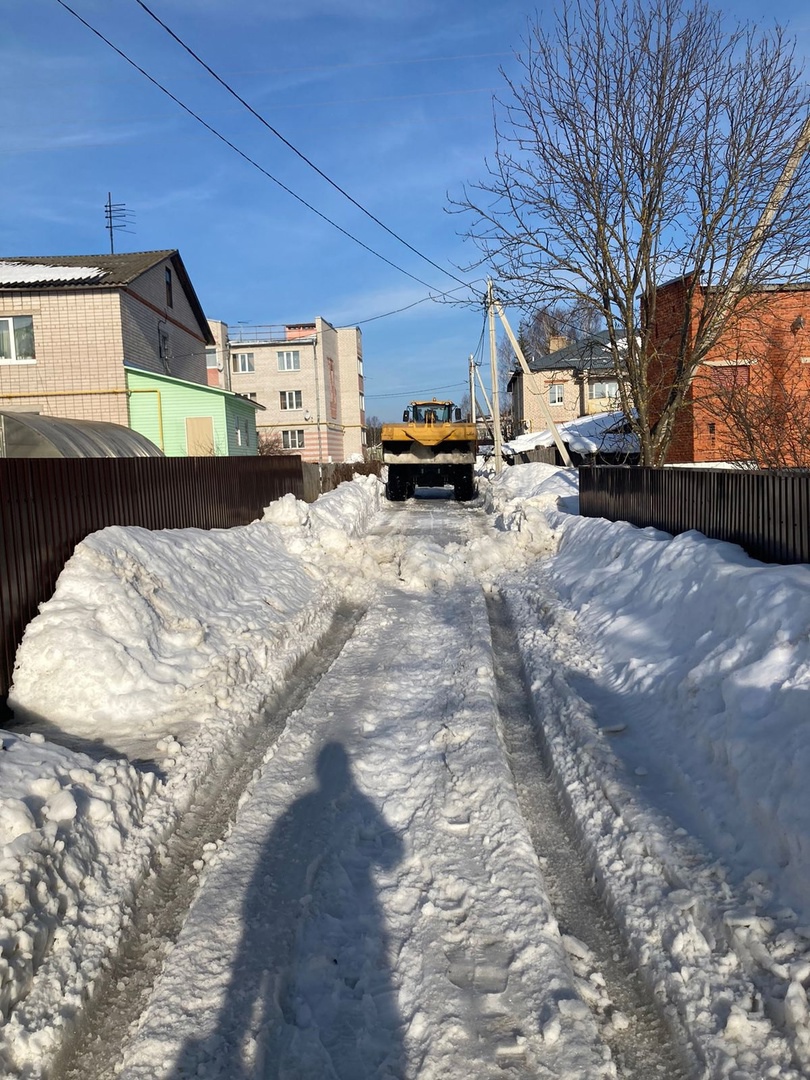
[50, 604, 365, 1080]
[485, 589, 694, 1079]
[112, 578, 615, 1079]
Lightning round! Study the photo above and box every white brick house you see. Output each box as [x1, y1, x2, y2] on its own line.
[0, 250, 214, 427]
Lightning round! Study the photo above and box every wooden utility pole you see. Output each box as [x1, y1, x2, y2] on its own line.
[492, 293, 573, 467]
[487, 280, 503, 474]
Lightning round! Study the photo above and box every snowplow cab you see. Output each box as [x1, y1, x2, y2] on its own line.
[381, 399, 477, 502]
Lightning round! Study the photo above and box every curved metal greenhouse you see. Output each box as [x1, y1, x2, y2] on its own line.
[0, 411, 164, 458]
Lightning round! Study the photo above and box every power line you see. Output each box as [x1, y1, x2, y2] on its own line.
[54, 0, 447, 294]
[132, 0, 474, 293]
[365, 382, 467, 400]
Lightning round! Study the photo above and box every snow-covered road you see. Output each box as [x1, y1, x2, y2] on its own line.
[114, 573, 615, 1079]
[4, 467, 810, 1079]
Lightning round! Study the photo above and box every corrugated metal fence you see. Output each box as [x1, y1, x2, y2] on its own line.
[0, 455, 303, 715]
[579, 467, 810, 565]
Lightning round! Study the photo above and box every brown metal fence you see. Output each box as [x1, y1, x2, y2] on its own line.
[0, 455, 303, 715]
[578, 467, 810, 566]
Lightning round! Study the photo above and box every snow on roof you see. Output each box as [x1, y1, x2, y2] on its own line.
[0, 260, 105, 284]
[505, 410, 639, 456]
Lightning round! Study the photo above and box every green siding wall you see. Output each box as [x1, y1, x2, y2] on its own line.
[125, 368, 258, 457]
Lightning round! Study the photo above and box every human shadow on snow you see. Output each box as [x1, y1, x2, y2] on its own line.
[170, 740, 406, 1079]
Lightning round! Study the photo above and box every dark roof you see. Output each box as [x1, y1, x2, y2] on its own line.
[0, 250, 213, 344]
[527, 330, 621, 374]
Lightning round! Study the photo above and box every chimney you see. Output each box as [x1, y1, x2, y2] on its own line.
[548, 335, 569, 354]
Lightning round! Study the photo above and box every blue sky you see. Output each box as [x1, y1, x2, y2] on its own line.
[6, 0, 810, 421]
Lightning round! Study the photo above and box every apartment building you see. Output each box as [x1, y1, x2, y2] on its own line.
[208, 316, 366, 462]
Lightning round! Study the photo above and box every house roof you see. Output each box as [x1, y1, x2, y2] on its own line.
[526, 330, 621, 374]
[0, 250, 213, 344]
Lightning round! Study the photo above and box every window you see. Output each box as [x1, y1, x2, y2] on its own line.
[710, 365, 750, 390]
[165, 267, 173, 308]
[282, 429, 305, 449]
[588, 379, 619, 401]
[549, 384, 564, 405]
[232, 352, 255, 373]
[243, 392, 258, 401]
[280, 390, 303, 410]
[277, 350, 300, 371]
[206, 348, 219, 370]
[0, 315, 36, 363]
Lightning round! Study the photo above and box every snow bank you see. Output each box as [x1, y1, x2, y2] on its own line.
[0, 477, 384, 1073]
[489, 463, 810, 1075]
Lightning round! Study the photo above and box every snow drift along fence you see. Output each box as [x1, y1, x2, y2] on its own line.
[0, 455, 303, 717]
[579, 466, 810, 565]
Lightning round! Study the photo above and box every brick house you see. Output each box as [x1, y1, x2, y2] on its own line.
[508, 331, 627, 434]
[0, 251, 263, 456]
[207, 317, 366, 463]
[650, 275, 810, 466]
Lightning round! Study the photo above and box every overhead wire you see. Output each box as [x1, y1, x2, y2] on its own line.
[54, 0, 450, 294]
[131, 0, 475, 293]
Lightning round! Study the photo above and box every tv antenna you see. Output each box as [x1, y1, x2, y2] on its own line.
[104, 192, 135, 253]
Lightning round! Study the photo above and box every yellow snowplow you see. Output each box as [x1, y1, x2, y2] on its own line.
[381, 399, 478, 501]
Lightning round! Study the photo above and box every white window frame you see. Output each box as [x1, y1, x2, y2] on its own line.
[232, 352, 255, 374]
[280, 390, 303, 411]
[588, 379, 619, 401]
[549, 383, 564, 405]
[277, 350, 301, 372]
[282, 429, 305, 449]
[0, 315, 36, 364]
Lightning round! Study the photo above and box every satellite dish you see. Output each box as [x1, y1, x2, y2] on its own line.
[304, 411, 312, 421]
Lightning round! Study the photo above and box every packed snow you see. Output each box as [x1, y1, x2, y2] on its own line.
[0, 462, 809, 1077]
[504, 410, 639, 458]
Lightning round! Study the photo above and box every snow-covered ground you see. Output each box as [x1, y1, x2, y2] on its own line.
[1, 464, 810, 1077]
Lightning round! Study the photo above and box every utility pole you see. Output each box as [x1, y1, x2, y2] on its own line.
[491, 291, 573, 467]
[487, 280, 503, 475]
[468, 355, 476, 425]
[313, 334, 324, 495]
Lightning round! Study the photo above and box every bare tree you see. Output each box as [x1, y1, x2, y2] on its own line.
[520, 300, 604, 358]
[364, 415, 383, 447]
[257, 431, 290, 456]
[454, 0, 810, 464]
[693, 337, 810, 469]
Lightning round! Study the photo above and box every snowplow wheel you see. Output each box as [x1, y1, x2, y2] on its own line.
[385, 466, 408, 502]
[454, 467, 476, 502]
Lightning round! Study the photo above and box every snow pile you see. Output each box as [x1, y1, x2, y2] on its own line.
[0, 733, 151, 1034]
[3, 463, 810, 1076]
[1, 478, 384, 1073]
[504, 411, 638, 457]
[8, 522, 334, 759]
[487, 465, 810, 1075]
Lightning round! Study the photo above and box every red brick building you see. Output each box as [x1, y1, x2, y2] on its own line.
[650, 275, 810, 466]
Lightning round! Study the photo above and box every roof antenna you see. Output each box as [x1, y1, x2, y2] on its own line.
[104, 192, 135, 254]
